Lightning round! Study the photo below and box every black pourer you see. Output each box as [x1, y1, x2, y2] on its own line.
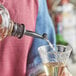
[11, 23, 47, 39]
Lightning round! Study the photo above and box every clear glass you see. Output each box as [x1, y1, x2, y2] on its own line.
[0, 4, 10, 40]
[37, 45, 72, 76]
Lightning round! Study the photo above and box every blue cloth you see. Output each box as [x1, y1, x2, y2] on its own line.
[27, 0, 56, 69]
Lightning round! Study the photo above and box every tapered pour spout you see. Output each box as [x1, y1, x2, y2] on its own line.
[11, 23, 47, 39]
[24, 30, 47, 39]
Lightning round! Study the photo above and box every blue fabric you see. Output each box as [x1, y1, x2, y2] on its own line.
[27, 0, 56, 69]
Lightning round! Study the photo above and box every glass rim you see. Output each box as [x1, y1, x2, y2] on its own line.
[38, 44, 72, 54]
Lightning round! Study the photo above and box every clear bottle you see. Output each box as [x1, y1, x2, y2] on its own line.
[0, 4, 47, 41]
[0, 4, 11, 40]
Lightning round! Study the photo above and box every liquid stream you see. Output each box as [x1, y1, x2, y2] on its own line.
[45, 38, 55, 51]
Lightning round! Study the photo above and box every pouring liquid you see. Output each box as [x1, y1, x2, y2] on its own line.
[44, 38, 55, 51]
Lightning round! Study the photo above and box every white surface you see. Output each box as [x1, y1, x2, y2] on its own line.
[69, 63, 76, 76]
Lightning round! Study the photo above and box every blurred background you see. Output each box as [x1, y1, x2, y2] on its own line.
[47, 0, 76, 76]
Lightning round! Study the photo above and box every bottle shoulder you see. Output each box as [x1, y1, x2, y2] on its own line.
[56, 34, 68, 46]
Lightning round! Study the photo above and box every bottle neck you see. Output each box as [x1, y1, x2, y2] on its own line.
[56, 23, 63, 35]
[56, 21, 63, 37]
[11, 23, 25, 39]
[55, 14, 63, 35]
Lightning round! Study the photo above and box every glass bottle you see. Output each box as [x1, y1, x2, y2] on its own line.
[55, 13, 68, 46]
[0, 4, 47, 41]
[0, 4, 10, 40]
[59, 0, 76, 62]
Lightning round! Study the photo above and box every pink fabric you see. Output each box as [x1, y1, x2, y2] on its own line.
[0, 0, 38, 76]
